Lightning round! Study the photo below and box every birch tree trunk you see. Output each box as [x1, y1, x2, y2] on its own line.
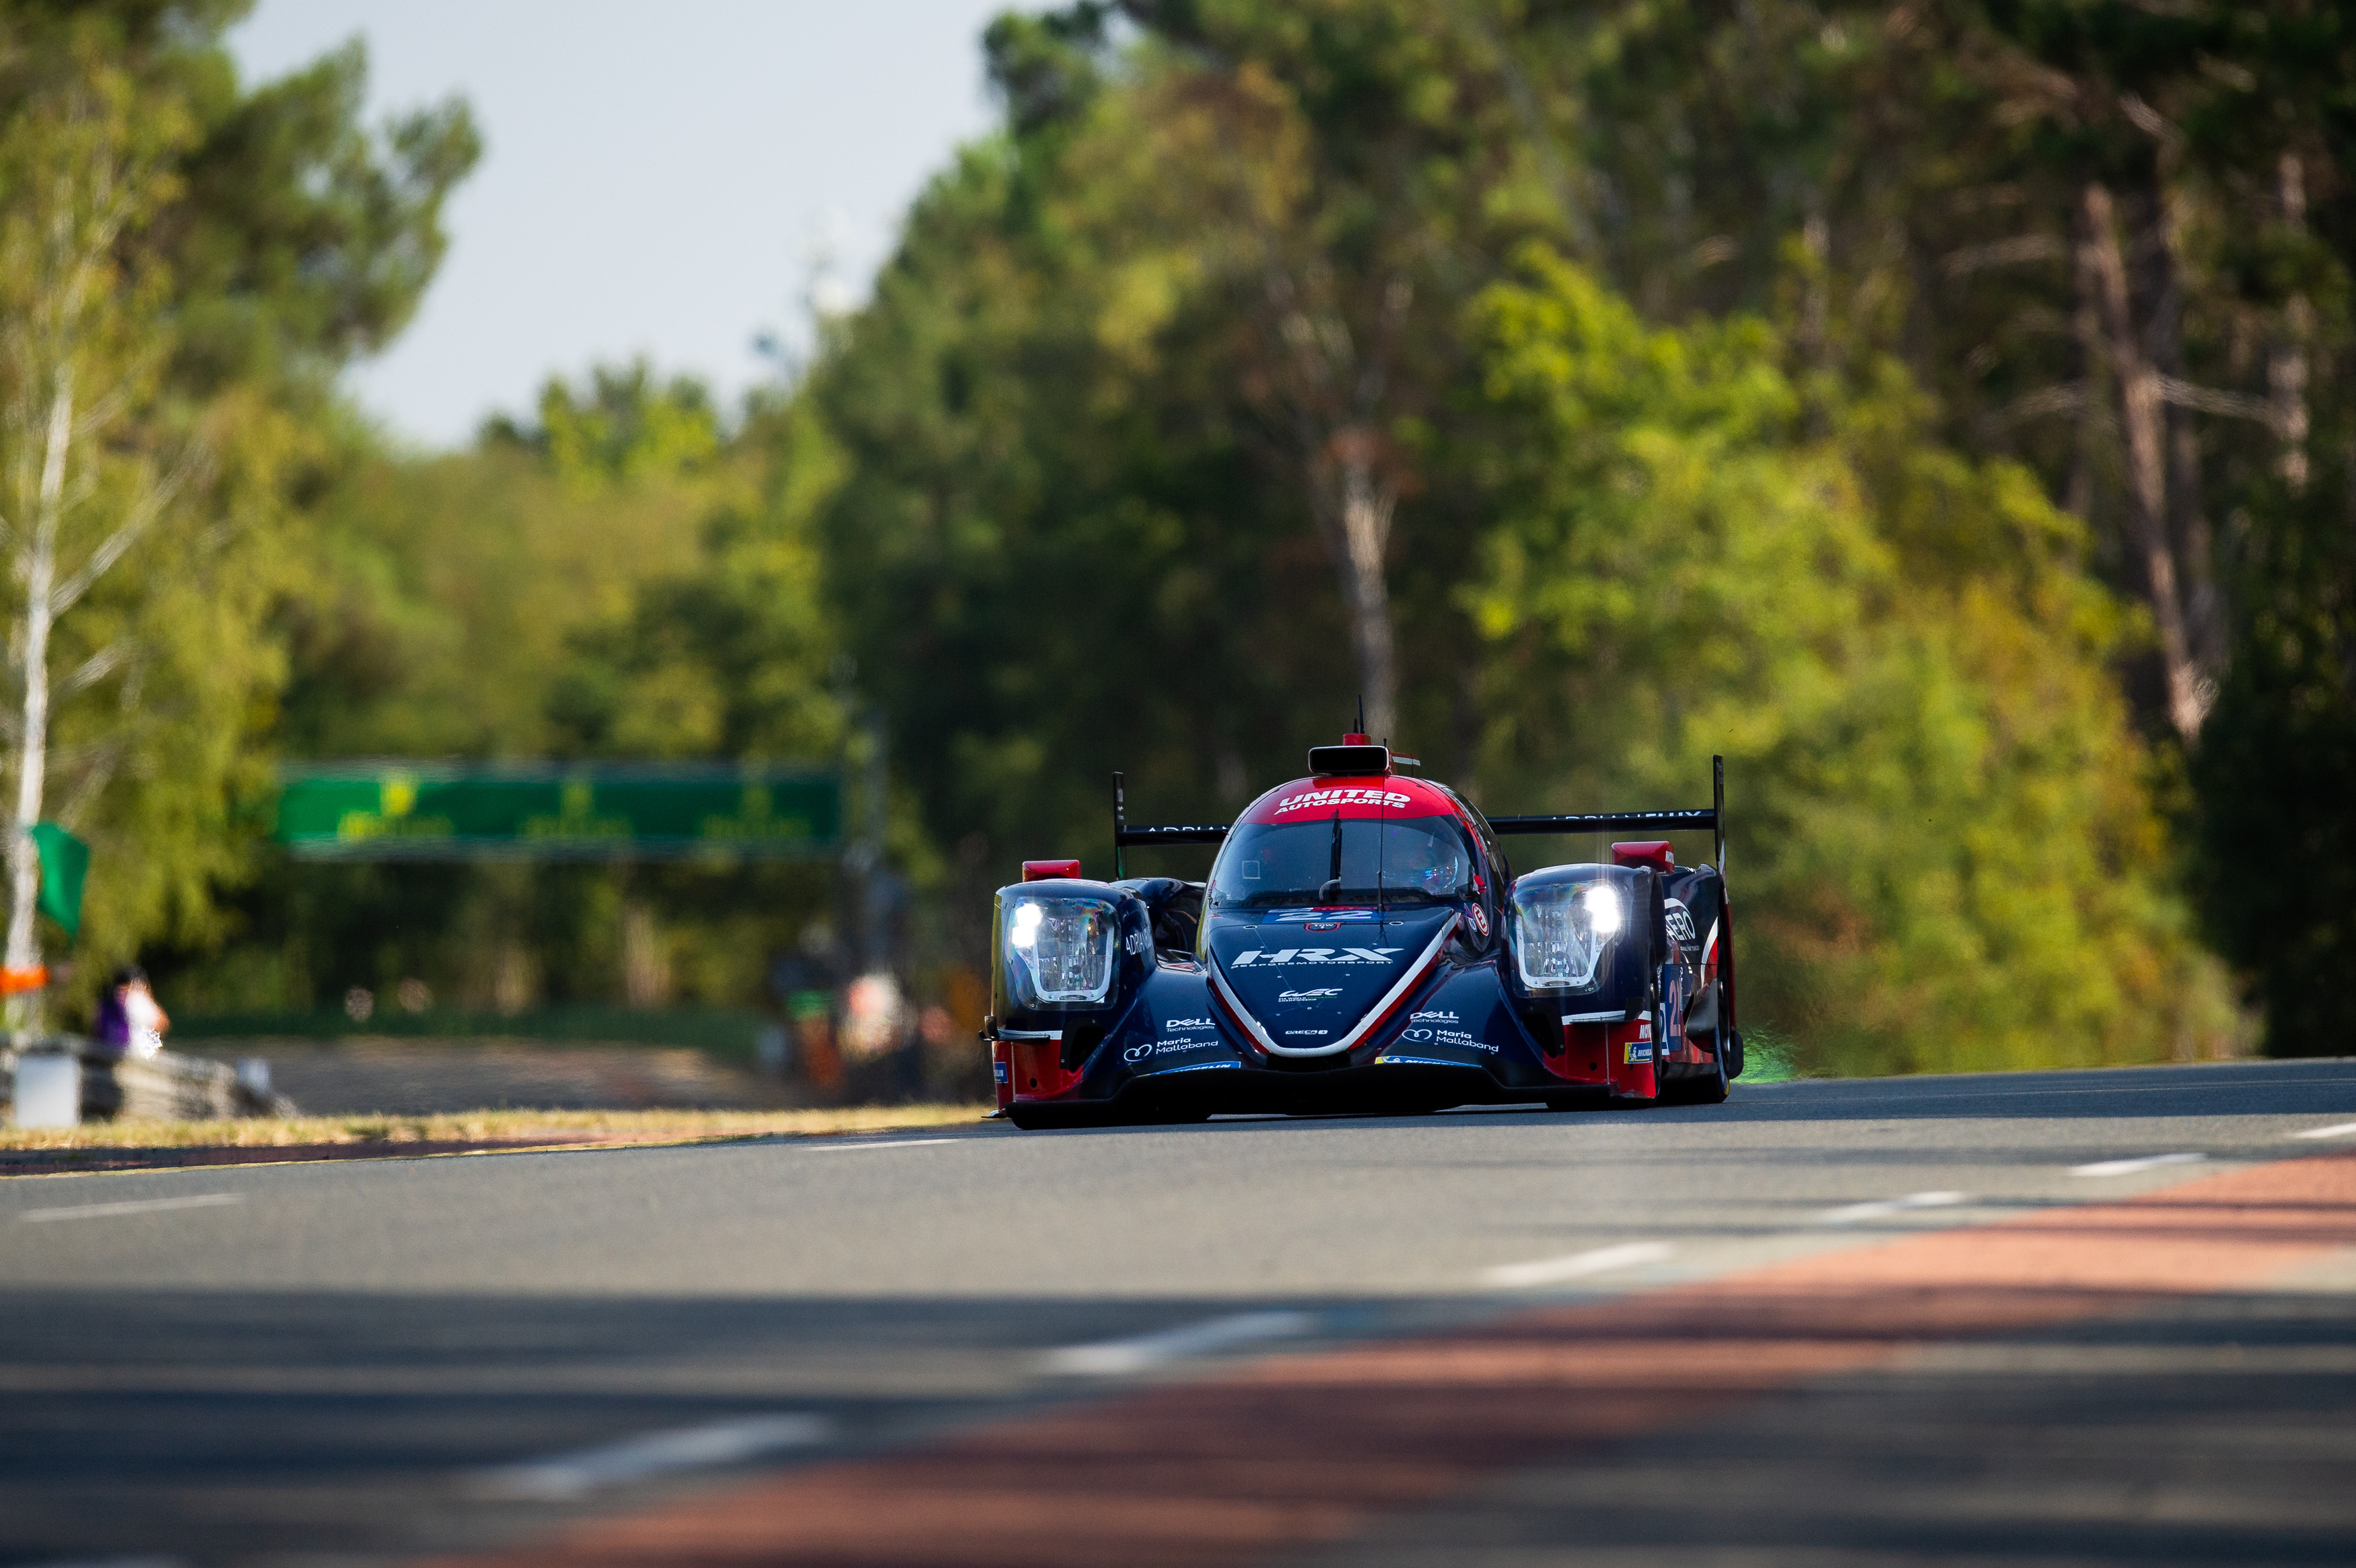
[2269, 153, 2312, 495]
[1310, 431, 1395, 744]
[4, 369, 70, 990]
[1269, 264, 1414, 747]
[2077, 180, 2214, 740]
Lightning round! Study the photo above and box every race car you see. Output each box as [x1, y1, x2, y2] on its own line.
[983, 734, 1741, 1128]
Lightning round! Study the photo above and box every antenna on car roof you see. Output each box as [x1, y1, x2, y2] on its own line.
[1356, 694, 1364, 734]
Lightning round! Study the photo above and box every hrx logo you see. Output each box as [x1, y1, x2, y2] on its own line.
[1231, 948, 1401, 966]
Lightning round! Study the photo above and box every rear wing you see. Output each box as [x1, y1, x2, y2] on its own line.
[1487, 755, 1728, 878]
[1112, 756, 1728, 880]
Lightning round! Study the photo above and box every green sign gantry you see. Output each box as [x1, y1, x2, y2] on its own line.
[273, 764, 841, 861]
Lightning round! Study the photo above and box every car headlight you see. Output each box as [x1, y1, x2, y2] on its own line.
[1511, 878, 1621, 991]
[1004, 896, 1119, 1007]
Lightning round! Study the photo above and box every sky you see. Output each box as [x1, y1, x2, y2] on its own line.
[228, 1, 1016, 449]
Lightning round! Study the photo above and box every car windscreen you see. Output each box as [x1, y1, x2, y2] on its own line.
[1208, 814, 1474, 910]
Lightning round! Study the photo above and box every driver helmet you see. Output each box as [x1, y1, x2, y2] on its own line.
[1394, 830, 1461, 894]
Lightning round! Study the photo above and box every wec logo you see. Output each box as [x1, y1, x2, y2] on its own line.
[1272, 787, 1412, 816]
[1277, 988, 1344, 1003]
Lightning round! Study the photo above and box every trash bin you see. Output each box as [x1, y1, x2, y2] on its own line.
[11, 1050, 80, 1129]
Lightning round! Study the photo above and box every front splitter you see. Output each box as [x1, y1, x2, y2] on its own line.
[1006, 1061, 1608, 1127]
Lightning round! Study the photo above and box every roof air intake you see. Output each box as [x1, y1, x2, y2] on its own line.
[1307, 743, 1391, 777]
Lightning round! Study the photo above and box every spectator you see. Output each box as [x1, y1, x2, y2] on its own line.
[95, 965, 170, 1061]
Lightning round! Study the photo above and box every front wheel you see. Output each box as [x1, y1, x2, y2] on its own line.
[1657, 1048, 1730, 1105]
[1006, 1102, 1123, 1130]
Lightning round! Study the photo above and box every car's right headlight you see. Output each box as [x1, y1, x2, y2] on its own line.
[1510, 877, 1622, 991]
[1003, 894, 1120, 1007]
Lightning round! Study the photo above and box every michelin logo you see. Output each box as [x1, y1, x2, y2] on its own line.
[1231, 948, 1401, 967]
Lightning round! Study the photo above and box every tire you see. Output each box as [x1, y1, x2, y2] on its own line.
[1658, 1047, 1730, 1105]
[1140, 1102, 1213, 1124]
[1006, 1102, 1120, 1130]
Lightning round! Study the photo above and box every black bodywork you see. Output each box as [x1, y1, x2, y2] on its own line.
[984, 755, 1740, 1128]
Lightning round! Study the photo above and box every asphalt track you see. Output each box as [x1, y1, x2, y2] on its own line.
[5, 1058, 2355, 1567]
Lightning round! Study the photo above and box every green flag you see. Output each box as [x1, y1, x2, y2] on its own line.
[30, 823, 88, 939]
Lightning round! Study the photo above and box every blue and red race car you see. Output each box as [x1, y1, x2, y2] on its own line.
[984, 736, 1741, 1127]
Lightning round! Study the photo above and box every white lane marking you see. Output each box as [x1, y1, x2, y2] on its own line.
[466, 1413, 833, 1501]
[20, 1193, 242, 1224]
[1817, 1190, 1968, 1225]
[1043, 1311, 1313, 1376]
[803, 1139, 956, 1152]
[2292, 1120, 2356, 1141]
[1480, 1241, 1675, 1289]
[2072, 1152, 2205, 1178]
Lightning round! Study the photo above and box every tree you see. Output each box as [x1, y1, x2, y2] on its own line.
[1482, 1, 2347, 748]
[2192, 470, 2355, 1057]
[1463, 245, 2229, 1070]
[801, 2, 2230, 1073]
[0, 24, 199, 1009]
[1101, 1, 1542, 744]
[177, 361, 849, 1020]
[0, 3, 476, 1013]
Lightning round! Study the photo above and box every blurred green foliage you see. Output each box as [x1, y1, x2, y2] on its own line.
[169, 371, 847, 1020]
[800, 1, 2262, 1069]
[2192, 469, 2356, 1058]
[40, 2, 2349, 1071]
[1466, 248, 2229, 1071]
[0, 1, 474, 1009]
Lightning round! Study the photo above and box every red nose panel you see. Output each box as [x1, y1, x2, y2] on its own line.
[1009, 1037, 1082, 1099]
[1021, 859, 1083, 881]
[1612, 841, 1675, 872]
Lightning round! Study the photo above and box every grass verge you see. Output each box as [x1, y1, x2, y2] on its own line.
[0, 1103, 992, 1153]
[1739, 1026, 1803, 1084]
